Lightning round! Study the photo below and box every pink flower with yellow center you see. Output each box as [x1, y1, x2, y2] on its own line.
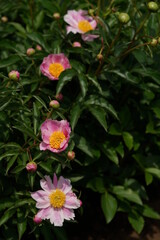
[31, 174, 81, 226]
[64, 10, 98, 42]
[40, 119, 71, 153]
[40, 53, 71, 80]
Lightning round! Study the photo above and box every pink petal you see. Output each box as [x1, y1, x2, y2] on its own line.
[63, 207, 75, 220]
[64, 193, 81, 209]
[40, 175, 54, 192]
[36, 201, 50, 209]
[31, 190, 48, 202]
[40, 142, 48, 150]
[50, 208, 64, 226]
[53, 173, 58, 188]
[36, 207, 52, 219]
[57, 176, 72, 194]
[81, 34, 99, 42]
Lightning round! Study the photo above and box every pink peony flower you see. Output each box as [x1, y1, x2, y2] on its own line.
[31, 174, 81, 226]
[8, 70, 20, 81]
[40, 53, 71, 81]
[26, 162, 37, 172]
[64, 10, 98, 42]
[40, 119, 71, 153]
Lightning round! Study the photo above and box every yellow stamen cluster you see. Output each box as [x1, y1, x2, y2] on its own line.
[78, 20, 93, 33]
[49, 131, 66, 149]
[49, 189, 66, 208]
[49, 63, 64, 78]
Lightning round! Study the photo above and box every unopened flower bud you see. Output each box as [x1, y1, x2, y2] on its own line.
[55, 93, 63, 101]
[33, 214, 42, 224]
[67, 151, 75, 160]
[73, 42, 81, 48]
[26, 162, 37, 173]
[26, 48, 35, 56]
[49, 100, 60, 109]
[8, 70, 20, 81]
[147, 2, 159, 12]
[150, 38, 158, 46]
[53, 13, 60, 19]
[118, 12, 130, 24]
[36, 45, 42, 51]
[1, 16, 8, 23]
[97, 53, 103, 61]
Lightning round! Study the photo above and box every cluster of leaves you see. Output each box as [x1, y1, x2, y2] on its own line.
[0, 0, 160, 239]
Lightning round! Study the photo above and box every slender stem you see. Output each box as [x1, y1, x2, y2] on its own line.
[120, 42, 150, 58]
[29, 0, 34, 30]
[97, 0, 101, 15]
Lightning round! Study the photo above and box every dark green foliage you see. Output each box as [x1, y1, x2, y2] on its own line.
[0, 0, 160, 238]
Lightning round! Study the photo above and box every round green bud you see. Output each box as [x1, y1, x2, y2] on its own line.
[88, 9, 94, 16]
[150, 38, 158, 46]
[118, 13, 130, 24]
[147, 2, 159, 12]
[97, 53, 103, 61]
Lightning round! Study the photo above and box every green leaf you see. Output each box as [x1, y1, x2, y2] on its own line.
[74, 135, 100, 159]
[87, 75, 103, 94]
[132, 68, 160, 85]
[89, 106, 108, 132]
[13, 125, 39, 141]
[109, 70, 139, 84]
[122, 132, 133, 150]
[145, 172, 153, 185]
[0, 208, 16, 226]
[109, 123, 122, 135]
[0, 98, 12, 111]
[0, 55, 20, 68]
[17, 210, 27, 240]
[0, 152, 18, 161]
[0, 142, 21, 149]
[11, 165, 26, 174]
[101, 192, 117, 223]
[142, 205, 160, 219]
[85, 95, 118, 119]
[78, 73, 88, 98]
[70, 103, 83, 130]
[112, 186, 143, 205]
[33, 95, 49, 111]
[86, 177, 105, 193]
[105, 148, 119, 165]
[56, 69, 76, 94]
[145, 168, 160, 179]
[33, 102, 39, 135]
[9, 22, 26, 35]
[6, 154, 19, 174]
[34, 11, 44, 30]
[27, 32, 49, 52]
[128, 211, 144, 234]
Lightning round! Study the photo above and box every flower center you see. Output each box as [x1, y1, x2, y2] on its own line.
[49, 63, 64, 78]
[78, 20, 93, 33]
[49, 131, 66, 149]
[49, 189, 66, 208]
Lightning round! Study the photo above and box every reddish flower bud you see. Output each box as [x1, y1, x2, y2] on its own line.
[49, 100, 60, 109]
[55, 93, 63, 101]
[8, 70, 20, 81]
[79, 200, 83, 207]
[67, 151, 75, 160]
[33, 214, 42, 224]
[73, 42, 82, 48]
[1, 16, 8, 23]
[97, 53, 103, 61]
[26, 48, 35, 56]
[26, 162, 37, 173]
[36, 45, 42, 51]
[53, 13, 60, 19]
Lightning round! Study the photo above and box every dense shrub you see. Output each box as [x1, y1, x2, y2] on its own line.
[0, 0, 160, 239]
